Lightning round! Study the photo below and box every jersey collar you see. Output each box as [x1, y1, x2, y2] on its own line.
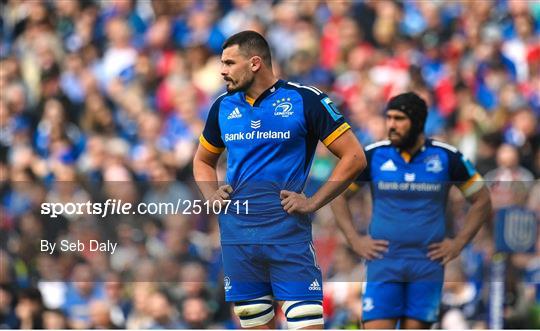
[245, 79, 285, 107]
[397, 139, 430, 163]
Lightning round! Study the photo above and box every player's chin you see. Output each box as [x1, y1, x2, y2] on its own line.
[388, 135, 403, 146]
[225, 82, 239, 93]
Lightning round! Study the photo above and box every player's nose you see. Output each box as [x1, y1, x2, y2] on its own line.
[220, 65, 228, 77]
[386, 118, 396, 130]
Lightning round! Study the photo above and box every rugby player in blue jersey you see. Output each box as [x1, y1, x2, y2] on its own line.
[331, 92, 492, 329]
[193, 31, 365, 329]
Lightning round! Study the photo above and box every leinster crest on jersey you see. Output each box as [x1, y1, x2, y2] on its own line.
[425, 155, 443, 173]
[273, 98, 294, 117]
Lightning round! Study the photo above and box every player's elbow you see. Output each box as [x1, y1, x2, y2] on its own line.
[357, 150, 368, 173]
[348, 149, 367, 179]
[193, 150, 213, 181]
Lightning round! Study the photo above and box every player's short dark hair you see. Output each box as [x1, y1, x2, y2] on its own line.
[222, 30, 272, 68]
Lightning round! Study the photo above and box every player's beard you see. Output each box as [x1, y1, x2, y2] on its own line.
[225, 74, 255, 93]
[389, 127, 419, 150]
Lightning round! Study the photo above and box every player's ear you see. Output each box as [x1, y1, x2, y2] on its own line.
[250, 56, 262, 72]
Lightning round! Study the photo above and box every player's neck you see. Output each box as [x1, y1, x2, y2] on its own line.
[245, 73, 278, 101]
[403, 135, 426, 156]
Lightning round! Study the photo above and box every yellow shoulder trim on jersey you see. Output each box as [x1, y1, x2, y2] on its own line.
[245, 95, 255, 106]
[199, 135, 224, 154]
[322, 122, 351, 146]
[459, 173, 484, 197]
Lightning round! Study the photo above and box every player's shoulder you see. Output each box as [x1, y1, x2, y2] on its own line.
[215, 91, 235, 103]
[209, 91, 238, 112]
[426, 139, 460, 155]
[282, 81, 326, 99]
[363, 140, 392, 162]
[365, 140, 392, 152]
[281, 81, 337, 115]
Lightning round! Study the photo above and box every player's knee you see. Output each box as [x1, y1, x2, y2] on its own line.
[233, 295, 275, 328]
[282, 300, 324, 329]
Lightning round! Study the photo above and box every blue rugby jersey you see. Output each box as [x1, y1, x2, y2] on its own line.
[200, 80, 350, 244]
[353, 139, 484, 258]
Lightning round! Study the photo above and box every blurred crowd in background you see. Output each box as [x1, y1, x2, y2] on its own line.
[0, 0, 539, 329]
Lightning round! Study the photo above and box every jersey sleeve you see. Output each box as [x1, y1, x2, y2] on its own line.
[199, 97, 225, 154]
[448, 149, 483, 197]
[303, 90, 351, 147]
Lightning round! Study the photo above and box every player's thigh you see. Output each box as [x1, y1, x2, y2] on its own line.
[362, 258, 407, 322]
[221, 244, 272, 302]
[362, 281, 405, 322]
[265, 242, 323, 301]
[404, 259, 444, 323]
[266, 242, 324, 329]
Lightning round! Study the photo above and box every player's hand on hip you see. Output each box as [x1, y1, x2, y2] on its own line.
[280, 190, 315, 214]
[350, 235, 389, 260]
[210, 184, 233, 206]
[427, 238, 462, 265]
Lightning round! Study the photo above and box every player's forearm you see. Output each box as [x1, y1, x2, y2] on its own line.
[310, 152, 366, 211]
[330, 194, 360, 244]
[193, 158, 219, 201]
[454, 186, 492, 249]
